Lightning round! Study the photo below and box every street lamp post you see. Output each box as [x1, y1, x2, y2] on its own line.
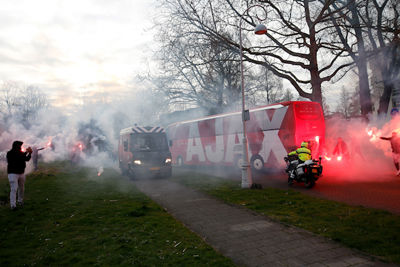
[239, 5, 267, 189]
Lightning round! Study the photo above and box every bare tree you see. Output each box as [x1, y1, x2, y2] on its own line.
[247, 67, 284, 106]
[0, 81, 20, 119]
[328, 0, 373, 116]
[0, 81, 49, 127]
[156, 0, 359, 111]
[337, 86, 352, 118]
[20, 85, 49, 123]
[281, 88, 296, 102]
[336, 85, 360, 118]
[329, 0, 399, 116]
[362, 0, 400, 115]
[226, 0, 358, 107]
[321, 95, 331, 116]
[153, 0, 243, 113]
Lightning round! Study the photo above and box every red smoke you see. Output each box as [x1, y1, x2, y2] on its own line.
[322, 115, 395, 182]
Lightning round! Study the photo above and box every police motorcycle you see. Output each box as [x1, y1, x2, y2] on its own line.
[284, 154, 323, 189]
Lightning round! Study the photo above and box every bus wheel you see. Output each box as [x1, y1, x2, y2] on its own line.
[176, 156, 184, 167]
[250, 154, 264, 172]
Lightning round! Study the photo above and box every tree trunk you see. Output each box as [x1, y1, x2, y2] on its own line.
[378, 80, 393, 115]
[349, 0, 373, 117]
[311, 81, 323, 104]
[309, 22, 323, 106]
[357, 58, 373, 116]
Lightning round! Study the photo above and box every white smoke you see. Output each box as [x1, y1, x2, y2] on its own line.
[0, 93, 164, 174]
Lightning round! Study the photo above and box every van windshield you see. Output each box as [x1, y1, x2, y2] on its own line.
[130, 133, 169, 152]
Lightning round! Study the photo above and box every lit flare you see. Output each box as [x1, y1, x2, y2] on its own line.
[366, 127, 380, 142]
[97, 166, 104, 176]
[46, 139, 52, 147]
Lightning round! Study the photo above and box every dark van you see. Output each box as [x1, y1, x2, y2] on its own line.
[118, 126, 172, 178]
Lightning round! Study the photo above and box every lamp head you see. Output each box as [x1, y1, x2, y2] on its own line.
[254, 24, 267, 35]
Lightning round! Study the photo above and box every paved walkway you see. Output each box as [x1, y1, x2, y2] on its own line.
[134, 179, 394, 267]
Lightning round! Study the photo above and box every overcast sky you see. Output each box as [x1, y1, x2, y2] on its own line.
[0, 0, 157, 108]
[0, 0, 354, 114]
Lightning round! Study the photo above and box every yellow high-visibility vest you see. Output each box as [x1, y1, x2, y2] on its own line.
[289, 147, 312, 162]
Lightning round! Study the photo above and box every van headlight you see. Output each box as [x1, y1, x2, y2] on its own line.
[133, 160, 142, 165]
[165, 158, 172, 164]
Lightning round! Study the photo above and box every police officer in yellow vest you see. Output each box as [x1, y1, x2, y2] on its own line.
[287, 141, 312, 180]
[289, 141, 312, 162]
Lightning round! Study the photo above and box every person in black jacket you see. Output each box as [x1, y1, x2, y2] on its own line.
[6, 141, 32, 210]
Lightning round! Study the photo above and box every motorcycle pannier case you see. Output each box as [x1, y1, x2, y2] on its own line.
[296, 166, 304, 176]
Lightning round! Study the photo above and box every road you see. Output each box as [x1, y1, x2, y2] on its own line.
[177, 165, 400, 215]
[253, 171, 400, 215]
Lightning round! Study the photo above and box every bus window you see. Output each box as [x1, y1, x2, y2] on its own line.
[294, 102, 322, 120]
[123, 140, 128, 151]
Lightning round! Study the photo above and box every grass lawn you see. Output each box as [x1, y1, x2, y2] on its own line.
[0, 162, 234, 266]
[172, 171, 400, 265]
